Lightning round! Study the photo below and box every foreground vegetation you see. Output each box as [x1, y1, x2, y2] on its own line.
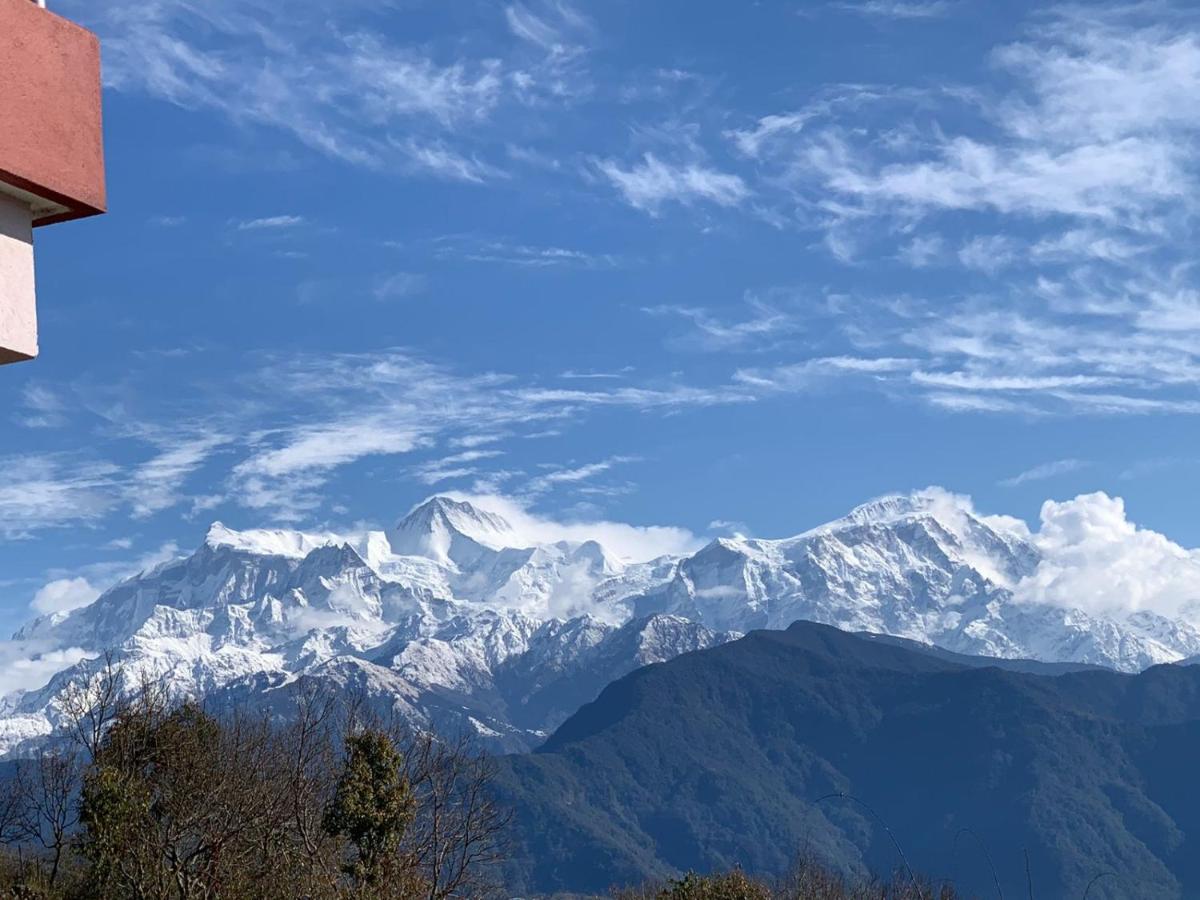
[614, 866, 960, 900]
[0, 659, 507, 899]
[0, 657, 984, 899]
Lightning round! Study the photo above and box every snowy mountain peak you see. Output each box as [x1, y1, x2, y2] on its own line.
[204, 521, 342, 559]
[836, 488, 971, 531]
[388, 496, 517, 563]
[9, 489, 1200, 759]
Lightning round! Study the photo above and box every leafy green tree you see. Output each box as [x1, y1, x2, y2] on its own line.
[323, 729, 416, 893]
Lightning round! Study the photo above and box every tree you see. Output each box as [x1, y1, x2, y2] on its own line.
[58, 650, 126, 763]
[13, 748, 81, 887]
[79, 698, 306, 899]
[0, 673, 511, 899]
[323, 729, 417, 895]
[401, 731, 509, 900]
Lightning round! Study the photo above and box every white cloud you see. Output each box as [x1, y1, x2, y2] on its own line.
[505, 1, 591, 53]
[708, 519, 752, 538]
[897, 234, 945, 268]
[30, 578, 101, 615]
[745, 5, 1200, 295]
[726, 112, 817, 158]
[734, 356, 915, 391]
[338, 35, 504, 125]
[413, 450, 505, 486]
[68, 0, 518, 176]
[0, 642, 93, 697]
[236, 419, 426, 480]
[596, 153, 750, 214]
[16, 384, 68, 429]
[127, 435, 228, 518]
[829, 1, 955, 19]
[0, 343, 764, 536]
[237, 215, 305, 231]
[993, 16, 1200, 147]
[373, 272, 428, 301]
[215, 350, 753, 519]
[999, 458, 1089, 488]
[813, 132, 1183, 222]
[0, 456, 121, 538]
[0, 433, 227, 536]
[911, 372, 1120, 392]
[958, 235, 1020, 273]
[42, 542, 185, 610]
[1031, 228, 1142, 264]
[524, 456, 637, 496]
[1015, 492, 1200, 620]
[923, 393, 1039, 415]
[644, 296, 802, 351]
[399, 140, 507, 183]
[441, 491, 701, 562]
[730, 276, 1200, 417]
[434, 237, 617, 268]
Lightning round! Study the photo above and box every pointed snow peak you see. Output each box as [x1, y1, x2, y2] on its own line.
[389, 496, 517, 561]
[396, 496, 514, 540]
[297, 541, 369, 570]
[569, 540, 624, 576]
[205, 521, 236, 547]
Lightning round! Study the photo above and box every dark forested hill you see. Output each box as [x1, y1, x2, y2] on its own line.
[495, 621, 1200, 898]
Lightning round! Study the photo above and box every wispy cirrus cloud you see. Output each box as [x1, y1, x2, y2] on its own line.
[644, 296, 804, 352]
[1000, 458, 1091, 488]
[957, 235, 1020, 273]
[15, 384, 68, 429]
[726, 111, 820, 158]
[373, 272, 428, 301]
[126, 435, 230, 519]
[208, 350, 753, 520]
[595, 154, 750, 215]
[663, 7, 1200, 419]
[431, 236, 619, 269]
[0, 456, 122, 539]
[524, 456, 638, 496]
[505, 1, 592, 53]
[17, 1, 1200, 556]
[398, 140, 509, 184]
[734, 356, 916, 392]
[237, 215, 305, 231]
[828, 1, 956, 20]
[766, 8, 1200, 246]
[62, 0, 537, 177]
[413, 450, 506, 486]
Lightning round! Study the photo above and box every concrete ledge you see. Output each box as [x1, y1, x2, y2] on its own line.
[0, 192, 38, 362]
[0, 0, 106, 226]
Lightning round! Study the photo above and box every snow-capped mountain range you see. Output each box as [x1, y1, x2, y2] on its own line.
[4, 491, 1200, 757]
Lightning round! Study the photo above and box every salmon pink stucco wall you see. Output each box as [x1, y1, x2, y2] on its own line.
[0, 0, 106, 225]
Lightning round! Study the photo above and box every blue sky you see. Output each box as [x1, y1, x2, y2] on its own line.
[5, 0, 1200, 622]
